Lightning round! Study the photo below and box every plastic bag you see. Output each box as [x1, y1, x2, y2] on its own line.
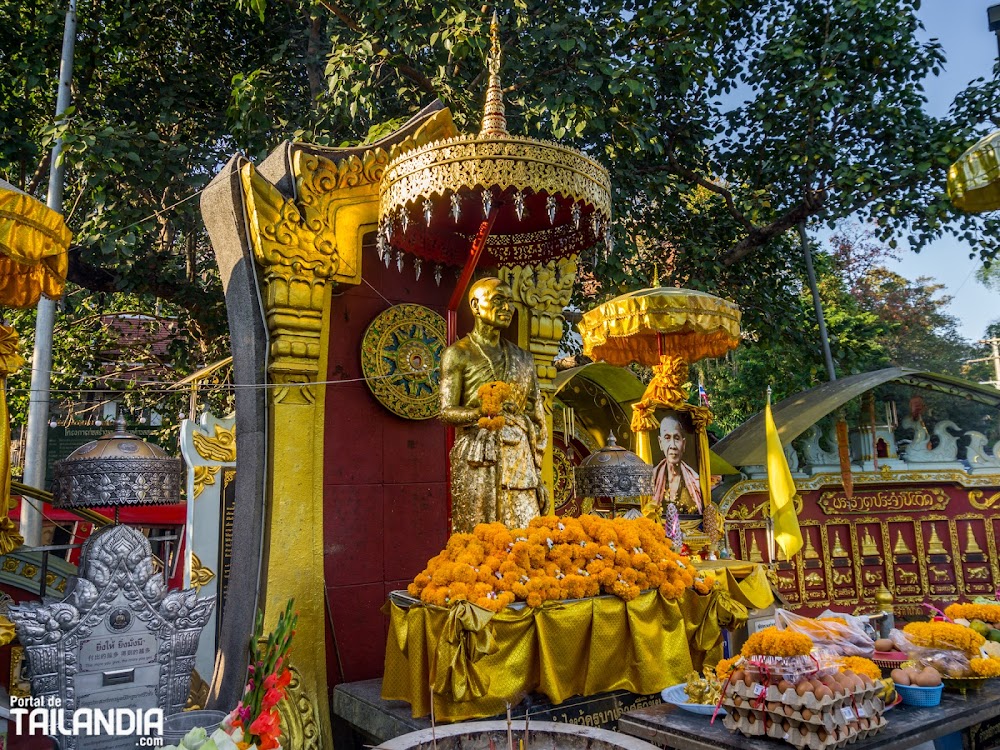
[888, 628, 974, 678]
[775, 608, 875, 657]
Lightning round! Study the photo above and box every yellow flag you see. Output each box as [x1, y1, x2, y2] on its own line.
[765, 392, 802, 558]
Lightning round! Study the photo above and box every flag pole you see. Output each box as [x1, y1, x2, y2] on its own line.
[21, 0, 77, 546]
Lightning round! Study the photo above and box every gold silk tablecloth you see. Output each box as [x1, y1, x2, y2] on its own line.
[382, 586, 760, 722]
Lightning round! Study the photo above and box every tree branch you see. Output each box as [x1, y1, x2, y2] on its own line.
[659, 145, 756, 233]
[720, 191, 826, 266]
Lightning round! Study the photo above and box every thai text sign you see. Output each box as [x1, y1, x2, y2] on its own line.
[818, 488, 949, 515]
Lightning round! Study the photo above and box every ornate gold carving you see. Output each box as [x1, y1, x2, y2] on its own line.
[380, 137, 612, 246]
[967, 565, 991, 581]
[969, 490, 1000, 510]
[864, 570, 881, 585]
[747, 533, 763, 562]
[803, 529, 820, 559]
[817, 487, 949, 515]
[193, 465, 221, 499]
[190, 553, 216, 593]
[360, 304, 446, 420]
[805, 571, 824, 587]
[893, 530, 913, 556]
[276, 666, 321, 750]
[499, 256, 577, 385]
[861, 528, 879, 557]
[897, 569, 918, 585]
[965, 523, 984, 554]
[929, 566, 950, 582]
[193, 423, 237, 462]
[187, 669, 209, 710]
[719, 469, 1000, 514]
[727, 500, 767, 521]
[832, 569, 852, 585]
[831, 530, 849, 558]
[927, 524, 948, 555]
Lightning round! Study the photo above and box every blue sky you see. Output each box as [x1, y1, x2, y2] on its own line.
[887, 1, 998, 341]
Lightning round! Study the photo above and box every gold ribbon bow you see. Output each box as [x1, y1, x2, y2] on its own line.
[433, 601, 499, 702]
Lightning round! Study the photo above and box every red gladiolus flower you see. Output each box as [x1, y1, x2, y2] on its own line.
[262, 687, 283, 711]
[249, 709, 280, 738]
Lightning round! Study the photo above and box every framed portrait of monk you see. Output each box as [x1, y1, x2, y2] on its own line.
[650, 408, 704, 515]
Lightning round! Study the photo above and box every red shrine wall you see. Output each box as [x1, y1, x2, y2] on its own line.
[723, 480, 1000, 617]
[323, 243, 453, 685]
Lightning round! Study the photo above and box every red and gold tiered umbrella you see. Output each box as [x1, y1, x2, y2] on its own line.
[378, 13, 612, 340]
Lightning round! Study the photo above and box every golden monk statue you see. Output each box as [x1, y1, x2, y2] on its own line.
[440, 277, 547, 532]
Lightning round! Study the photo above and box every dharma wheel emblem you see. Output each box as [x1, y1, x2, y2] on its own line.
[361, 304, 446, 420]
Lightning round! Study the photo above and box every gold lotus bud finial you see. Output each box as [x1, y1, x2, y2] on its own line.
[479, 10, 508, 137]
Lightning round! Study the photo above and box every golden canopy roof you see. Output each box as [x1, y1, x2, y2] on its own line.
[579, 287, 741, 366]
[0, 180, 70, 307]
[948, 129, 1000, 213]
[378, 14, 611, 269]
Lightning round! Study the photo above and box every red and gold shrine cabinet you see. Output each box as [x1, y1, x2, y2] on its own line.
[720, 471, 1000, 617]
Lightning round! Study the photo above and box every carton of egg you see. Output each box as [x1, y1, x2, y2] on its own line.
[722, 669, 886, 749]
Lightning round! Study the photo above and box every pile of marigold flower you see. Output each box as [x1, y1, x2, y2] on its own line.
[903, 621, 985, 656]
[944, 602, 1000, 624]
[837, 656, 881, 682]
[970, 657, 1000, 678]
[741, 626, 813, 658]
[407, 516, 696, 611]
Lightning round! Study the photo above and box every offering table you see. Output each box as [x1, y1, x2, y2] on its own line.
[618, 680, 1000, 750]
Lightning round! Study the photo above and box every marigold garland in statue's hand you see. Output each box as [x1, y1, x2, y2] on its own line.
[477, 381, 512, 430]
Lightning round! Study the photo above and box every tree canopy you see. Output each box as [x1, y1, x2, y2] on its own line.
[2, 0, 997, 428]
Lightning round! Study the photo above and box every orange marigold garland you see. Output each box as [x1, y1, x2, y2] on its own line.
[944, 602, 1000, 624]
[903, 621, 985, 656]
[837, 656, 881, 682]
[477, 381, 512, 431]
[741, 626, 813, 658]
[408, 516, 696, 611]
[970, 657, 1000, 678]
[715, 655, 742, 680]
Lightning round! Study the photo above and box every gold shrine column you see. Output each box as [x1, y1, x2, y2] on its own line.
[499, 256, 577, 501]
[239, 111, 456, 750]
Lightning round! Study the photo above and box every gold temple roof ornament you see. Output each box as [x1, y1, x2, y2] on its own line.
[0, 179, 70, 308]
[377, 13, 612, 269]
[948, 129, 1000, 213]
[578, 287, 741, 367]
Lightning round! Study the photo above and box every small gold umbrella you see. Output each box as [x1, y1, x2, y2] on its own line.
[579, 286, 741, 549]
[0, 180, 71, 555]
[947, 130, 1000, 213]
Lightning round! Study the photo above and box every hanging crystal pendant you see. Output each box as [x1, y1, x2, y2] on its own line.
[591, 212, 601, 238]
[546, 195, 557, 224]
[383, 216, 393, 243]
[450, 194, 462, 223]
[414, 257, 422, 281]
[605, 227, 613, 259]
[383, 245, 392, 268]
[571, 203, 581, 230]
[400, 208, 409, 233]
[434, 264, 443, 287]
[423, 199, 433, 227]
[483, 189, 493, 218]
[513, 191, 526, 221]
[376, 232, 387, 263]
[396, 250, 405, 273]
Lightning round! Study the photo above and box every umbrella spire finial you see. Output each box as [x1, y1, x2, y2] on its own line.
[479, 10, 508, 138]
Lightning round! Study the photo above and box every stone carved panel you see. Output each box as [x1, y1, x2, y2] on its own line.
[8, 525, 214, 750]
